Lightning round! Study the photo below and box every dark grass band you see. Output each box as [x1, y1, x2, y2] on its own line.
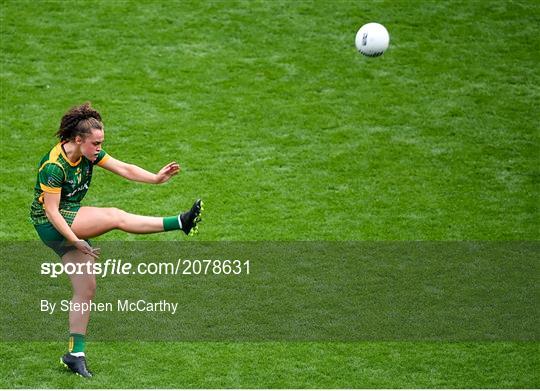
[1, 241, 537, 342]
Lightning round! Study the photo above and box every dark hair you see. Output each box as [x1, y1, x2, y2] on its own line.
[56, 102, 103, 141]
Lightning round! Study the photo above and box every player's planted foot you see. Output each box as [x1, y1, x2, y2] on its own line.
[60, 353, 93, 378]
[180, 199, 203, 236]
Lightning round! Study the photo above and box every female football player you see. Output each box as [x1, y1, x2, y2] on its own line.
[30, 102, 202, 377]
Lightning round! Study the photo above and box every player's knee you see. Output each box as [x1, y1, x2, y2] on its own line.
[86, 279, 96, 300]
[76, 278, 96, 300]
[107, 207, 128, 229]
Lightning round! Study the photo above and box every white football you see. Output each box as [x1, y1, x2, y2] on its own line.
[355, 23, 390, 57]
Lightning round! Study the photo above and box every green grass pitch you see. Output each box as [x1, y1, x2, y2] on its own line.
[1, 0, 538, 388]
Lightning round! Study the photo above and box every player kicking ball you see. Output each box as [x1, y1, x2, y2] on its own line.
[30, 102, 203, 377]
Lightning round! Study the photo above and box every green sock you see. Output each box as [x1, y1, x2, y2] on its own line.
[163, 215, 181, 231]
[69, 333, 85, 354]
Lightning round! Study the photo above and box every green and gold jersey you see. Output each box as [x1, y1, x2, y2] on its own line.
[30, 142, 110, 225]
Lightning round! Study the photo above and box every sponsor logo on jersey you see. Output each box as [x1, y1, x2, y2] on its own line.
[66, 183, 89, 197]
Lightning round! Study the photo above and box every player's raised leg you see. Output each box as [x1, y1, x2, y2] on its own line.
[71, 199, 203, 238]
[71, 206, 163, 237]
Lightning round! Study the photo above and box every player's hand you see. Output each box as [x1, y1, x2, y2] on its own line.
[155, 161, 181, 184]
[73, 240, 100, 259]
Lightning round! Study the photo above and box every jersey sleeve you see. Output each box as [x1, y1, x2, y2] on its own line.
[93, 149, 110, 167]
[38, 163, 65, 194]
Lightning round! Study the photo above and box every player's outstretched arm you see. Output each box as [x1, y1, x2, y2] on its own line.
[100, 156, 180, 184]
